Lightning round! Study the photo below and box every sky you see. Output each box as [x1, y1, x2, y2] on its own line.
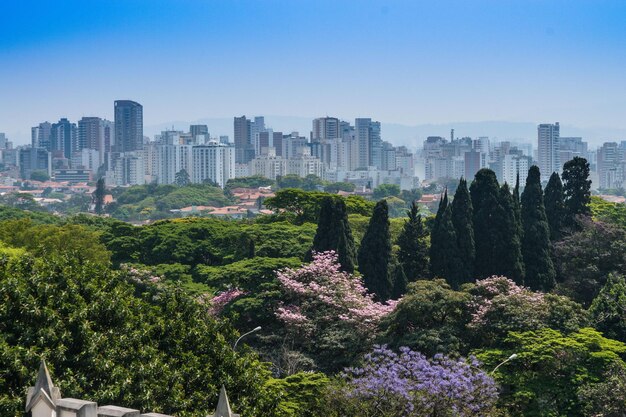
[1, 0, 626, 145]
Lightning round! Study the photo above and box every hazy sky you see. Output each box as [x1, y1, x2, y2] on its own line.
[2, 0, 626, 144]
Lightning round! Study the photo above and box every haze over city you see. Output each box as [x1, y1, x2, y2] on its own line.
[2, 0, 626, 145]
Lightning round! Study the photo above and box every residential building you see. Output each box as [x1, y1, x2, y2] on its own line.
[537, 122, 560, 182]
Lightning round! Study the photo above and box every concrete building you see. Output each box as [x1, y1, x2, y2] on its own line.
[31, 122, 52, 150]
[50, 118, 77, 159]
[191, 141, 235, 187]
[114, 100, 143, 153]
[538, 122, 560, 182]
[312, 117, 340, 142]
[19, 147, 52, 180]
[156, 144, 192, 185]
[234, 115, 252, 164]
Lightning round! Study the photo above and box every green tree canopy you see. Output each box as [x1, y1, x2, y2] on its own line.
[544, 171, 566, 240]
[358, 200, 393, 301]
[562, 156, 592, 227]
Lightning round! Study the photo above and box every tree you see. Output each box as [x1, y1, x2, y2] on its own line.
[30, 170, 49, 182]
[372, 183, 400, 200]
[477, 328, 626, 417]
[174, 169, 190, 187]
[493, 184, 525, 284]
[381, 279, 470, 356]
[358, 200, 393, 301]
[400, 188, 423, 204]
[451, 178, 475, 285]
[429, 190, 448, 277]
[521, 166, 556, 291]
[332, 346, 498, 417]
[275, 251, 396, 371]
[589, 274, 626, 342]
[311, 197, 357, 273]
[470, 169, 502, 279]
[93, 177, 106, 214]
[431, 204, 464, 287]
[562, 156, 591, 227]
[544, 171, 566, 240]
[554, 218, 626, 306]
[396, 201, 429, 283]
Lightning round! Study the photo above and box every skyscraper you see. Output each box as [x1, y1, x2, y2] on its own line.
[234, 116, 252, 163]
[312, 117, 340, 142]
[50, 118, 77, 159]
[537, 122, 560, 182]
[114, 100, 143, 153]
[31, 122, 52, 150]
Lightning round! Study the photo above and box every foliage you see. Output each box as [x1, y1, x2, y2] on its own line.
[396, 201, 429, 284]
[275, 251, 396, 372]
[589, 273, 626, 342]
[430, 194, 464, 287]
[265, 189, 374, 224]
[520, 165, 555, 291]
[0, 219, 111, 266]
[310, 198, 357, 273]
[554, 217, 626, 306]
[477, 328, 626, 416]
[373, 183, 400, 200]
[577, 360, 626, 417]
[30, 170, 50, 182]
[381, 279, 470, 356]
[590, 195, 626, 227]
[470, 169, 503, 280]
[0, 204, 59, 224]
[0, 249, 282, 417]
[358, 200, 393, 301]
[544, 172, 566, 240]
[225, 175, 275, 191]
[562, 156, 592, 227]
[493, 184, 525, 284]
[277, 174, 323, 191]
[265, 372, 331, 417]
[334, 345, 498, 417]
[175, 168, 191, 186]
[451, 178, 475, 286]
[93, 177, 106, 214]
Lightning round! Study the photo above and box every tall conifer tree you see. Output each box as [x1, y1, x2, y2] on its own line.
[311, 197, 357, 272]
[544, 172, 566, 241]
[430, 190, 448, 277]
[470, 169, 502, 279]
[451, 178, 475, 285]
[521, 166, 556, 291]
[494, 184, 525, 285]
[396, 201, 429, 281]
[358, 200, 393, 300]
[562, 156, 592, 227]
[512, 173, 523, 240]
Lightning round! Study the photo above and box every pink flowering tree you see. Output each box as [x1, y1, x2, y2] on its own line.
[275, 250, 397, 371]
[467, 276, 548, 346]
[208, 288, 247, 316]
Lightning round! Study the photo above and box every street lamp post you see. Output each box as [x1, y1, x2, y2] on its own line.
[233, 326, 262, 351]
[490, 353, 518, 374]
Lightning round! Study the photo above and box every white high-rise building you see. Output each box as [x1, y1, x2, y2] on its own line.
[191, 141, 235, 187]
[156, 144, 192, 184]
[538, 122, 560, 182]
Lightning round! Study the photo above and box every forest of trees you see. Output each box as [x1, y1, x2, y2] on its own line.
[2, 157, 626, 416]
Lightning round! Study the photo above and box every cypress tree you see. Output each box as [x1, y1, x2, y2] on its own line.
[390, 261, 408, 299]
[396, 201, 429, 281]
[493, 183, 525, 285]
[562, 156, 592, 227]
[544, 172, 566, 241]
[451, 178, 475, 285]
[589, 274, 626, 342]
[311, 197, 334, 252]
[470, 169, 502, 279]
[93, 177, 106, 214]
[513, 173, 523, 240]
[358, 200, 393, 300]
[521, 166, 556, 291]
[311, 197, 357, 272]
[433, 205, 464, 287]
[429, 190, 448, 278]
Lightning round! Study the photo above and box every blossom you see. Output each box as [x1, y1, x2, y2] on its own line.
[275, 251, 396, 332]
[209, 288, 247, 316]
[340, 345, 498, 416]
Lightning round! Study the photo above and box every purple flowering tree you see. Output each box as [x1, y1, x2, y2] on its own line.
[338, 345, 498, 416]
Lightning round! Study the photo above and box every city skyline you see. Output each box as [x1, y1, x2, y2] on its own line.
[2, 1, 626, 144]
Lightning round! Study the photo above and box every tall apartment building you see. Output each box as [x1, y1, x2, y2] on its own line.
[597, 142, 625, 189]
[234, 116, 252, 164]
[156, 144, 192, 185]
[19, 147, 51, 179]
[77, 117, 111, 167]
[114, 100, 143, 153]
[191, 141, 235, 187]
[312, 117, 340, 142]
[31, 122, 52, 150]
[537, 122, 560, 182]
[50, 118, 77, 159]
[354, 118, 382, 169]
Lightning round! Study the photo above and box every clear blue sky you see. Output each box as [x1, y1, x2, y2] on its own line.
[1, 0, 626, 144]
